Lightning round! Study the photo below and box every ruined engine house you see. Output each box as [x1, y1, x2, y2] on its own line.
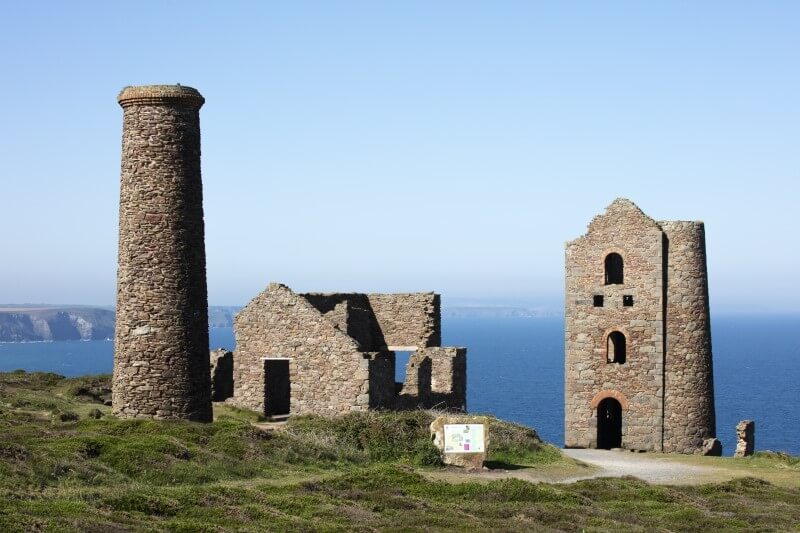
[564, 199, 716, 453]
[231, 283, 466, 417]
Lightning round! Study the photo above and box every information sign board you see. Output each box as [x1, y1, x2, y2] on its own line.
[443, 423, 485, 453]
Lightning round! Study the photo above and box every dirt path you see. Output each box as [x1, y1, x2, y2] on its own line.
[425, 448, 742, 486]
[559, 449, 723, 484]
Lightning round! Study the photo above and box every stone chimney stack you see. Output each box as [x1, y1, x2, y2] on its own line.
[112, 85, 212, 421]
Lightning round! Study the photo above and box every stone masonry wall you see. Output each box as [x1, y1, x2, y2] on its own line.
[112, 85, 212, 422]
[565, 199, 665, 450]
[210, 349, 233, 401]
[300, 292, 440, 349]
[398, 347, 466, 411]
[661, 221, 715, 452]
[301, 293, 383, 350]
[565, 199, 716, 453]
[367, 293, 441, 348]
[233, 283, 370, 415]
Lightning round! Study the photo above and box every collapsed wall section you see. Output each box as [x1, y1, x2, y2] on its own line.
[398, 347, 466, 411]
[660, 221, 716, 453]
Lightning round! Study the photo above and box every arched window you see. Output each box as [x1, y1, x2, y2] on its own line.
[604, 253, 624, 285]
[607, 331, 626, 364]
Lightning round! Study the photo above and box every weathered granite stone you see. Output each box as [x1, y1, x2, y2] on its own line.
[698, 437, 722, 456]
[734, 420, 755, 457]
[565, 199, 716, 453]
[210, 349, 234, 401]
[112, 85, 212, 422]
[430, 416, 489, 470]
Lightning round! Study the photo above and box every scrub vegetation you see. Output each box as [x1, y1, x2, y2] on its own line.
[1, 371, 798, 532]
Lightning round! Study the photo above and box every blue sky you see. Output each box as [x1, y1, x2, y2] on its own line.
[0, 2, 798, 312]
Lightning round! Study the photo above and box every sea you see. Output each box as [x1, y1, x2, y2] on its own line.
[1, 314, 798, 456]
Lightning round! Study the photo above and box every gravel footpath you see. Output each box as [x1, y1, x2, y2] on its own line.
[560, 448, 721, 484]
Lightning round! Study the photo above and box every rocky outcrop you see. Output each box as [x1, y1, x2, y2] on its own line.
[698, 437, 722, 456]
[0, 308, 115, 342]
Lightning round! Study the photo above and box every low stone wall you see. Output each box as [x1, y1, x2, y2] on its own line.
[399, 347, 466, 411]
[210, 349, 233, 401]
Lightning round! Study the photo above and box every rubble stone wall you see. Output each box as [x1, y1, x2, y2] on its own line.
[210, 349, 233, 401]
[301, 293, 383, 350]
[661, 221, 716, 452]
[233, 283, 369, 415]
[300, 292, 440, 350]
[367, 293, 441, 348]
[399, 347, 466, 411]
[112, 85, 212, 422]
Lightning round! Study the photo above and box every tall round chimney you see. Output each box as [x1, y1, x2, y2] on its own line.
[112, 85, 212, 421]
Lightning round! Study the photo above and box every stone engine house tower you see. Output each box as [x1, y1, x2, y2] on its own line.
[564, 199, 715, 453]
[112, 85, 212, 421]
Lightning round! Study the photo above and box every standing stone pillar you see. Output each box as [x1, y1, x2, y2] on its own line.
[112, 85, 212, 422]
[734, 420, 755, 457]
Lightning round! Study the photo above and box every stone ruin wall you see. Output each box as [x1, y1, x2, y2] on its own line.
[661, 221, 716, 453]
[564, 200, 664, 450]
[231, 285, 461, 416]
[233, 283, 374, 415]
[366, 293, 441, 348]
[399, 347, 467, 411]
[210, 349, 233, 401]
[112, 85, 212, 422]
[301, 292, 441, 350]
[300, 293, 382, 350]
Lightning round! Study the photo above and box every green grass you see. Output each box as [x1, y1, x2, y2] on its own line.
[1, 371, 799, 532]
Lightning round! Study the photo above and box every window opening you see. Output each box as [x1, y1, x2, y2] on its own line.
[395, 351, 414, 384]
[593, 295, 604, 307]
[623, 295, 633, 307]
[604, 253, 624, 285]
[607, 331, 626, 364]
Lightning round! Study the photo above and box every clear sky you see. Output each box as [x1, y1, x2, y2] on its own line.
[1, 2, 797, 312]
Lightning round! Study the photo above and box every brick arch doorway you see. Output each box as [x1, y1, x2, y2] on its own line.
[597, 398, 622, 449]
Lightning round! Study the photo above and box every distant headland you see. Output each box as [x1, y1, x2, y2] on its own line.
[0, 304, 557, 342]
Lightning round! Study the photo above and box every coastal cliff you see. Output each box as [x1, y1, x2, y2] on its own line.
[0, 307, 115, 342]
[0, 306, 241, 342]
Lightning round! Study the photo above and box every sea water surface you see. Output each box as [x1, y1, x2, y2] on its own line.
[1, 315, 798, 455]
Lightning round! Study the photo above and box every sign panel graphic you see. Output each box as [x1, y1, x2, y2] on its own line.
[443, 424, 485, 453]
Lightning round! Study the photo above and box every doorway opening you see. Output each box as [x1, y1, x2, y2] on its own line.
[596, 398, 622, 449]
[264, 358, 290, 417]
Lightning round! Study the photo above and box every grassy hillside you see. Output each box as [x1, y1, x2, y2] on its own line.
[0, 371, 798, 532]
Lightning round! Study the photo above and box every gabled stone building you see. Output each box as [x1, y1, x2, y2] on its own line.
[231, 283, 466, 416]
[564, 199, 716, 453]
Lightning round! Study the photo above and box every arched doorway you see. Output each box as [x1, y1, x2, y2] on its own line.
[597, 398, 622, 449]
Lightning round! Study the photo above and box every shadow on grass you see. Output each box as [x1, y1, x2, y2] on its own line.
[484, 460, 530, 471]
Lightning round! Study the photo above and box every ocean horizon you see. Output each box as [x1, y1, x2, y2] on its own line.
[1, 314, 797, 456]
